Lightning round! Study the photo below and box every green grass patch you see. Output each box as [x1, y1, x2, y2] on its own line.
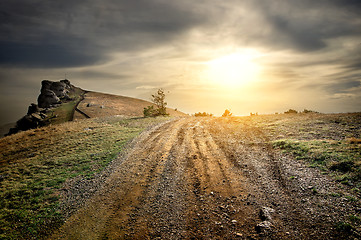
[0, 116, 170, 239]
[48, 87, 85, 125]
[273, 139, 361, 187]
[335, 221, 354, 233]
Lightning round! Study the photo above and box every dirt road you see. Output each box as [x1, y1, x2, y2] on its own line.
[52, 117, 358, 239]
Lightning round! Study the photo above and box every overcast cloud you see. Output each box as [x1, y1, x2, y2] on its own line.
[0, 0, 360, 124]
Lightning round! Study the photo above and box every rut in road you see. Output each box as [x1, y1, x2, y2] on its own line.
[51, 118, 348, 239]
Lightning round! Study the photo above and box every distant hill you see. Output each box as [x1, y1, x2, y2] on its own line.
[3, 80, 187, 137]
[73, 91, 187, 120]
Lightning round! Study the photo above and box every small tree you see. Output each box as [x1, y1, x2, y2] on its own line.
[152, 88, 167, 115]
[144, 88, 168, 117]
[222, 109, 232, 117]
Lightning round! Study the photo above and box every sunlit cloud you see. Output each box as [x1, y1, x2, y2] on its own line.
[0, 0, 361, 123]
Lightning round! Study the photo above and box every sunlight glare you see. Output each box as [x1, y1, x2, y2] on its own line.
[205, 50, 262, 88]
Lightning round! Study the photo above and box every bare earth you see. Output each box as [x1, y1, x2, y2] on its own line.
[73, 91, 186, 120]
[51, 117, 359, 239]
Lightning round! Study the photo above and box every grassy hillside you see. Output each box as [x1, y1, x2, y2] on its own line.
[0, 116, 171, 239]
[1, 88, 186, 138]
[74, 91, 187, 120]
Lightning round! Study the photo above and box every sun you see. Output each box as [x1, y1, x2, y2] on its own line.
[205, 50, 262, 87]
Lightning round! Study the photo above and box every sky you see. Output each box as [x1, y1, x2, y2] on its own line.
[0, 0, 360, 124]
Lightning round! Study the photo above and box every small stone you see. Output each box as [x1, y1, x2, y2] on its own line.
[31, 113, 43, 120]
[255, 221, 272, 233]
[235, 233, 243, 237]
[231, 220, 237, 224]
[259, 207, 275, 221]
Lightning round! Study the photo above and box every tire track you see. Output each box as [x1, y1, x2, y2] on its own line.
[182, 119, 256, 239]
[51, 116, 350, 240]
[51, 118, 185, 239]
[207, 117, 349, 239]
[115, 119, 190, 239]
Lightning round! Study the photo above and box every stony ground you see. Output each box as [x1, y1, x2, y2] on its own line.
[51, 116, 360, 239]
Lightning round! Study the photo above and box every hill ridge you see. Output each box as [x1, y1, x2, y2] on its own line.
[4, 80, 186, 136]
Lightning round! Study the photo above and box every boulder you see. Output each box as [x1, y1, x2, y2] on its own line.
[7, 79, 75, 136]
[259, 207, 275, 221]
[16, 115, 39, 131]
[255, 221, 272, 233]
[60, 79, 71, 88]
[27, 103, 40, 115]
[50, 81, 67, 98]
[38, 80, 72, 108]
[38, 89, 61, 108]
[41, 80, 53, 90]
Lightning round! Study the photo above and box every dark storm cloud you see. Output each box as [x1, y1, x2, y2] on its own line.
[0, 39, 104, 68]
[329, 0, 361, 13]
[72, 70, 129, 80]
[0, 0, 205, 68]
[1, 0, 361, 67]
[242, 0, 361, 52]
[323, 72, 361, 94]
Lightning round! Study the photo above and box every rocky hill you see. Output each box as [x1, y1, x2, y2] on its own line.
[6, 79, 186, 136]
[7, 80, 84, 135]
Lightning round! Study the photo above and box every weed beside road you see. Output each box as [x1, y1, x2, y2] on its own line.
[255, 113, 361, 189]
[273, 138, 361, 186]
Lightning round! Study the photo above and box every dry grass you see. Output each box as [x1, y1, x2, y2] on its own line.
[0, 116, 170, 239]
[74, 91, 187, 120]
[215, 112, 361, 187]
[347, 137, 361, 144]
[250, 112, 361, 187]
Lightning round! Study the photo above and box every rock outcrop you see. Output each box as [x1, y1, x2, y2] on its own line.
[7, 79, 76, 136]
[38, 80, 72, 108]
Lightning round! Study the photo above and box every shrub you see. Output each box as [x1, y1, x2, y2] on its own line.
[303, 109, 319, 114]
[143, 106, 157, 117]
[222, 109, 232, 117]
[194, 112, 213, 117]
[284, 109, 298, 114]
[330, 161, 355, 173]
[335, 221, 354, 233]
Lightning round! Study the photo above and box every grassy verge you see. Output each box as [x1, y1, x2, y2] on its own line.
[273, 138, 361, 188]
[244, 113, 361, 190]
[0, 116, 170, 239]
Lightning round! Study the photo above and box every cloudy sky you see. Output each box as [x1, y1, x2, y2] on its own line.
[0, 0, 360, 124]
